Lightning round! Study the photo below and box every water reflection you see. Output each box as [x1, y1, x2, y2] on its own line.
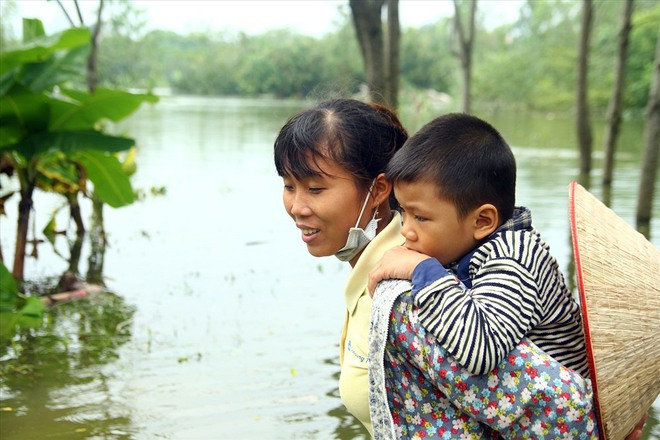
[324, 358, 371, 439]
[327, 405, 371, 439]
[0, 96, 657, 439]
[0, 292, 135, 439]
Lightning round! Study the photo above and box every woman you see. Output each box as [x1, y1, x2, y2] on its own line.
[273, 98, 644, 438]
[274, 99, 406, 432]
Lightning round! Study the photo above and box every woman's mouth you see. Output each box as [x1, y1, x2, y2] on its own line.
[300, 228, 320, 243]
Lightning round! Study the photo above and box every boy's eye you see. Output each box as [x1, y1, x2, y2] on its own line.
[401, 208, 427, 223]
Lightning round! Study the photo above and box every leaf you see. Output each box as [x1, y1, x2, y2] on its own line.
[0, 313, 18, 337]
[1, 131, 135, 159]
[51, 88, 158, 130]
[43, 216, 57, 245]
[18, 296, 45, 318]
[0, 125, 24, 148]
[121, 147, 137, 176]
[0, 296, 44, 338]
[73, 150, 135, 207]
[0, 25, 90, 78]
[21, 45, 89, 93]
[0, 262, 19, 312]
[0, 86, 50, 135]
[22, 18, 46, 42]
[36, 151, 81, 193]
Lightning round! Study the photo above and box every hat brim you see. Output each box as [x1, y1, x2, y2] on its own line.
[569, 181, 660, 440]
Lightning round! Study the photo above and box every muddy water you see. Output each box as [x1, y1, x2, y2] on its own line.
[1, 96, 657, 439]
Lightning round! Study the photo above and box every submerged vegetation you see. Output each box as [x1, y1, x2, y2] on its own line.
[0, 17, 156, 338]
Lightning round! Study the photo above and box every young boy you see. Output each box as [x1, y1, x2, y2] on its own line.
[368, 113, 589, 377]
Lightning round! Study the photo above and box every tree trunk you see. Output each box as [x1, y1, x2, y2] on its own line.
[12, 170, 35, 281]
[67, 192, 86, 235]
[385, 0, 400, 109]
[602, 0, 634, 193]
[67, 235, 84, 275]
[349, 0, 386, 105]
[87, 194, 106, 286]
[452, 0, 477, 114]
[636, 30, 660, 238]
[86, 0, 104, 93]
[576, 0, 593, 176]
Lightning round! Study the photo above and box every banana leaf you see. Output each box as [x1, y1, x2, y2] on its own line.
[73, 150, 134, 207]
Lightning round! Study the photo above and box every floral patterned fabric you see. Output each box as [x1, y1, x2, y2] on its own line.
[369, 280, 599, 440]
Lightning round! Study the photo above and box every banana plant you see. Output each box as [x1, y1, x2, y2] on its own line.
[0, 18, 157, 281]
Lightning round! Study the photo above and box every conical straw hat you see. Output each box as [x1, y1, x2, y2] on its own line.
[569, 181, 660, 440]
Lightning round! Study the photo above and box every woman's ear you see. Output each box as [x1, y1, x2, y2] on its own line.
[473, 204, 499, 241]
[371, 172, 393, 206]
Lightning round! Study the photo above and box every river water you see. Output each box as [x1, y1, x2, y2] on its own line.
[0, 96, 658, 439]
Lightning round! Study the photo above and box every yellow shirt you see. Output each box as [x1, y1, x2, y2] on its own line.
[339, 212, 404, 435]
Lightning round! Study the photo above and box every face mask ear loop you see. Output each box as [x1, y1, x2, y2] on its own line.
[353, 179, 377, 228]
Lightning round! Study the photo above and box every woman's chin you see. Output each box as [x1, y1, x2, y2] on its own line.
[307, 245, 334, 258]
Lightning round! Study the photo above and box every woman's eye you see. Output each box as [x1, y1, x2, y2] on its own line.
[284, 184, 294, 192]
[309, 187, 323, 194]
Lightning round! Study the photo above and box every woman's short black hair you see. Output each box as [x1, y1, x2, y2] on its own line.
[274, 98, 408, 193]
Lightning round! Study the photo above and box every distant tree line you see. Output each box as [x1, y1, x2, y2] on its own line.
[1, 1, 656, 112]
[88, 1, 657, 113]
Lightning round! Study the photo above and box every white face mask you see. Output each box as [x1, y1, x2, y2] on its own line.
[335, 180, 380, 262]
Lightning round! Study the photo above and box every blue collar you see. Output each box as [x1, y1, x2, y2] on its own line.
[451, 207, 533, 289]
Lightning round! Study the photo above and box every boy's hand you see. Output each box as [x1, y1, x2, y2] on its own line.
[368, 246, 431, 296]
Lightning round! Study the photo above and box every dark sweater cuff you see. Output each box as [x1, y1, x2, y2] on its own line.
[411, 258, 451, 296]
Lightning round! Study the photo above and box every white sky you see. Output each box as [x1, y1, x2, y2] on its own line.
[7, 0, 522, 38]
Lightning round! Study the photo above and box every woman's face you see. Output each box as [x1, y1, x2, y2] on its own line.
[282, 156, 368, 259]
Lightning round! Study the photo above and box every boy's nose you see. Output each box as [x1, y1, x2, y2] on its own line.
[403, 230, 417, 242]
[401, 222, 417, 242]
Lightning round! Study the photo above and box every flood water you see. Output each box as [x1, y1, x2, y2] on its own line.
[1, 96, 658, 439]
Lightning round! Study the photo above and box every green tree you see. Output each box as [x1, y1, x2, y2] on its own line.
[636, 29, 660, 237]
[0, 19, 156, 280]
[625, 3, 660, 108]
[576, 0, 594, 176]
[401, 21, 455, 94]
[74, 0, 659, 114]
[602, 0, 634, 193]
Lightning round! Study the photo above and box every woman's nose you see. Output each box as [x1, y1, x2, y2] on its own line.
[288, 193, 312, 217]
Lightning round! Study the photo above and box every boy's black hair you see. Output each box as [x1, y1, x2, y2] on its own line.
[386, 113, 516, 222]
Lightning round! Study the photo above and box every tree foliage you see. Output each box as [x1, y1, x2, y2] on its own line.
[4, 1, 656, 111]
[400, 21, 455, 93]
[473, 0, 658, 111]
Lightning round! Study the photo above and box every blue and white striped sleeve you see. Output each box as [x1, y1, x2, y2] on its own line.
[413, 233, 544, 375]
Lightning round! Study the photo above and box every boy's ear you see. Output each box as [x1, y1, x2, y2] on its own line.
[371, 172, 392, 206]
[473, 204, 499, 241]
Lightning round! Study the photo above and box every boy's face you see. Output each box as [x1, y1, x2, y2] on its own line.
[394, 180, 480, 266]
